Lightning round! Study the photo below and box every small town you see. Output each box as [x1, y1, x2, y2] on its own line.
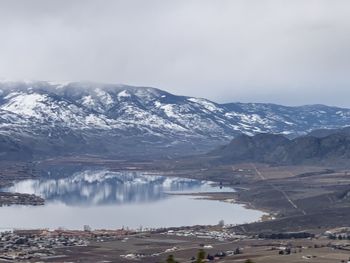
[0, 228, 131, 261]
[1, 225, 350, 262]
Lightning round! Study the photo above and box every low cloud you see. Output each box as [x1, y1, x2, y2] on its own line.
[0, 0, 349, 106]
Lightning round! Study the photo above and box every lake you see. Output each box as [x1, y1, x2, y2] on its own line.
[0, 169, 264, 230]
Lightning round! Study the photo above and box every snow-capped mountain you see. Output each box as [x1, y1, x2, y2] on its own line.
[0, 81, 350, 159]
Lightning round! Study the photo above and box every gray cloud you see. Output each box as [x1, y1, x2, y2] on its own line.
[0, 0, 349, 106]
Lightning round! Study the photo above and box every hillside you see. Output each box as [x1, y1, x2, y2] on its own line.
[210, 131, 350, 165]
[1, 81, 350, 159]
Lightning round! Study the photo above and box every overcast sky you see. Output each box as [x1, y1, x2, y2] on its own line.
[0, 0, 349, 106]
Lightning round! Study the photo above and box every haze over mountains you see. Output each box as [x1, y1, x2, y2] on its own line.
[1, 81, 350, 160]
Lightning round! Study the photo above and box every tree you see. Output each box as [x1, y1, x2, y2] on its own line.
[234, 247, 241, 255]
[196, 249, 206, 263]
[166, 254, 178, 263]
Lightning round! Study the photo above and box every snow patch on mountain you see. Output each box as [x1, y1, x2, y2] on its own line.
[154, 102, 177, 118]
[187, 98, 222, 112]
[95, 88, 114, 105]
[80, 95, 95, 108]
[85, 114, 110, 128]
[2, 92, 48, 119]
[117, 90, 131, 99]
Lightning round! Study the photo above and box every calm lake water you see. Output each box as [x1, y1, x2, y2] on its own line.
[0, 169, 264, 230]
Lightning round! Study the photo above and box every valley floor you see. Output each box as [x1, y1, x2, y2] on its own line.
[19, 232, 350, 263]
[2, 157, 350, 262]
[3, 156, 350, 233]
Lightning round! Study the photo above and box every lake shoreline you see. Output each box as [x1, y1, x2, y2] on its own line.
[0, 191, 44, 206]
[0, 168, 266, 230]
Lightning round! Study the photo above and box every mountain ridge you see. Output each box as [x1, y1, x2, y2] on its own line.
[210, 128, 350, 165]
[1, 81, 350, 160]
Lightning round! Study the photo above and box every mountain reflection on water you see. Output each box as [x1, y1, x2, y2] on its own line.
[5, 170, 229, 206]
[0, 169, 265, 229]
